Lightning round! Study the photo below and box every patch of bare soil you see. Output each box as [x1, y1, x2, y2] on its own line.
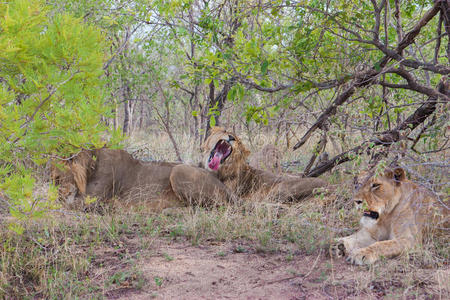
[103, 239, 449, 300]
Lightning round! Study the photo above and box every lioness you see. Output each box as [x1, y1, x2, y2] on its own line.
[333, 167, 448, 265]
[202, 127, 326, 201]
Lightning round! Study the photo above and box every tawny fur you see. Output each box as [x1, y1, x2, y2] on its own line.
[68, 151, 96, 195]
[52, 127, 326, 210]
[52, 148, 235, 210]
[202, 127, 326, 201]
[333, 168, 448, 265]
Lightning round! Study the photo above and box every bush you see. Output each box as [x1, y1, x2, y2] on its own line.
[0, 0, 118, 231]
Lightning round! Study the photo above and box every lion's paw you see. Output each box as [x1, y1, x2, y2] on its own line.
[330, 239, 347, 258]
[346, 248, 377, 265]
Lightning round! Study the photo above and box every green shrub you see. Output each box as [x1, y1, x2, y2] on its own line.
[0, 0, 119, 230]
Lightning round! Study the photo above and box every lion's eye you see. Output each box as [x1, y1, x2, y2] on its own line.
[371, 183, 381, 190]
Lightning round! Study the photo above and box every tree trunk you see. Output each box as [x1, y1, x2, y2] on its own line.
[123, 99, 130, 135]
[204, 79, 234, 140]
[203, 81, 216, 140]
[122, 85, 131, 135]
[138, 98, 143, 130]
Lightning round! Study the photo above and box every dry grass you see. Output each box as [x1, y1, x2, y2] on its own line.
[0, 131, 448, 299]
[1, 195, 447, 298]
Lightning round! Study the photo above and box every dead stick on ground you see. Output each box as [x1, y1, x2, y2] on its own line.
[252, 249, 322, 288]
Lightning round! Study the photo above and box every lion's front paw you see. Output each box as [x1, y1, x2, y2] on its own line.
[346, 248, 377, 265]
[330, 239, 347, 258]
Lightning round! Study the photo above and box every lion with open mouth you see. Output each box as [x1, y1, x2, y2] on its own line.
[201, 127, 327, 201]
[52, 148, 236, 211]
[52, 127, 326, 210]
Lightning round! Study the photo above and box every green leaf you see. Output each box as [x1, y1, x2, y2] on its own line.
[374, 61, 381, 72]
[8, 222, 24, 235]
[227, 86, 237, 101]
[261, 60, 269, 75]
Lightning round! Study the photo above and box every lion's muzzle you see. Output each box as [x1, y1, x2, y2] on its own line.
[363, 210, 379, 220]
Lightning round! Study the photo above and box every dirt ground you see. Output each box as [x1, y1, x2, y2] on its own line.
[99, 238, 449, 300]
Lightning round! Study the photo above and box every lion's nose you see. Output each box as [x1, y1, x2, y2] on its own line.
[228, 135, 235, 142]
[355, 200, 363, 205]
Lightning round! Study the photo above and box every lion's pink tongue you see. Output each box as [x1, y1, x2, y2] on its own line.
[208, 152, 223, 170]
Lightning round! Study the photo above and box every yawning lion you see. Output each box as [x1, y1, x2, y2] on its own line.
[201, 127, 326, 201]
[53, 127, 326, 209]
[52, 148, 235, 210]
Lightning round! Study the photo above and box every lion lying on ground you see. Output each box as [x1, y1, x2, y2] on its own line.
[53, 127, 325, 209]
[52, 149, 236, 210]
[332, 167, 448, 265]
[202, 127, 326, 201]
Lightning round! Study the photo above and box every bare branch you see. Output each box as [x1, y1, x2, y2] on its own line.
[293, 70, 374, 150]
[434, 10, 443, 64]
[306, 78, 449, 177]
[242, 80, 293, 93]
[303, 132, 327, 175]
[440, 0, 450, 62]
[387, 68, 450, 101]
[372, 40, 450, 74]
[411, 115, 437, 152]
[394, 0, 404, 42]
[103, 24, 142, 70]
[371, 0, 386, 42]
[293, 2, 442, 151]
[396, 1, 441, 54]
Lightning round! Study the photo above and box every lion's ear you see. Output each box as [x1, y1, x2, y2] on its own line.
[393, 167, 406, 182]
[241, 144, 250, 160]
[384, 169, 394, 179]
[385, 167, 406, 184]
[209, 126, 224, 135]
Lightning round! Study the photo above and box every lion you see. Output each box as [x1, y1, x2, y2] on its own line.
[248, 144, 282, 174]
[52, 148, 236, 210]
[201, 127, 327, 201]
[332, 167, 448, 265]
[53, 127, 326, 209]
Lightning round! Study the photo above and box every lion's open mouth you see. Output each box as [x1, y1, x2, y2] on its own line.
[363, 210, 379, 220]
[208, 140, 232, 171]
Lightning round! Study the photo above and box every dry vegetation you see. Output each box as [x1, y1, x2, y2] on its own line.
[0, 132, 448, 299]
